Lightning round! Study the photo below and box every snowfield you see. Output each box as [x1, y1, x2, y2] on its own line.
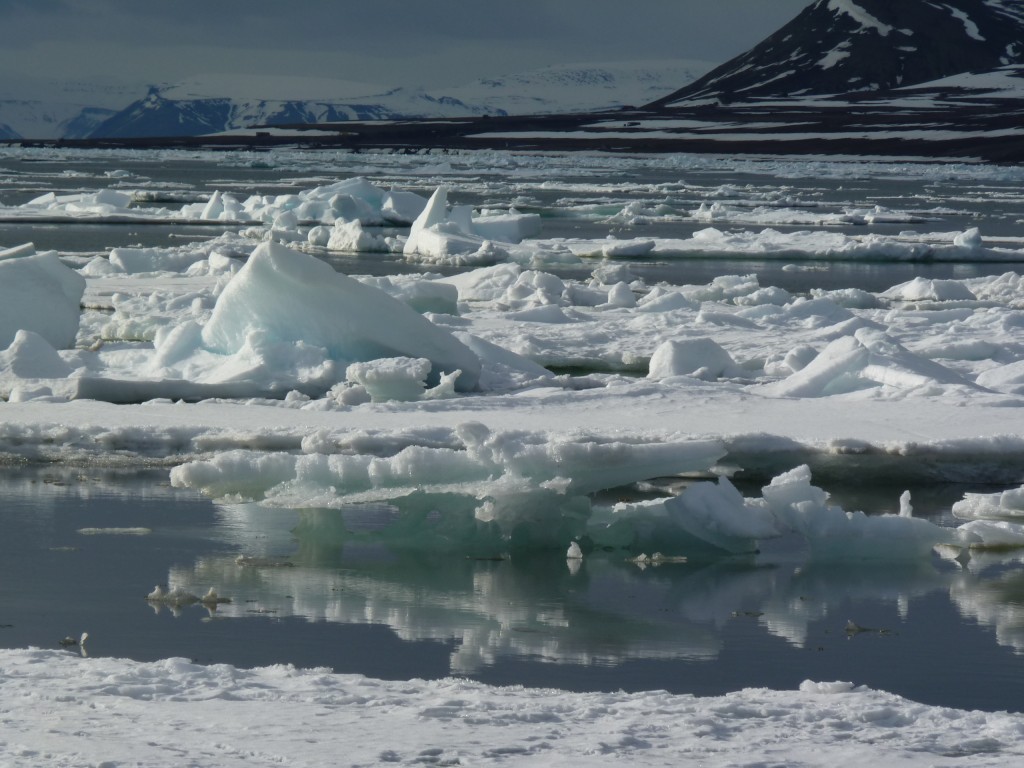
[2, 648, 1022, 767]
[3, 145, 1024, 764]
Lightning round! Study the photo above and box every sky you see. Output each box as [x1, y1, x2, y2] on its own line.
[1, 0, 811, 99]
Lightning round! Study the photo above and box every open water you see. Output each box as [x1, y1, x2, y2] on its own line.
[0, 465, 1021, 712]
[2, 147, 1024, 711]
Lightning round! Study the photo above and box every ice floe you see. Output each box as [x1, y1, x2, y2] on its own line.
[3, 146, 1024, 762]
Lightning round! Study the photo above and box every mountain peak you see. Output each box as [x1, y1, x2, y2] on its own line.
[653, 0, 1024, 106]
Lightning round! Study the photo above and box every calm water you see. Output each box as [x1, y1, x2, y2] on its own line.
[2, 149, 1024, 710]
[0, 465, 1021, 712]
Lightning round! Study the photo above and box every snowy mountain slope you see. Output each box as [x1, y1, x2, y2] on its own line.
[652, 0, 1024, 105]
[898, 63, 1024, 99]
[442, 60, 712, 114]
[89, 87, 494, 139]
[0, 122, 18, 140]
[0, 77, 136, 140]
[83, 62, 709, 139]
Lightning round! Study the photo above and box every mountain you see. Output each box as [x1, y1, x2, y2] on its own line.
[652, 0, 1024, 105]
[220, 0, 1024, 162]
[0, 122, 18, 140]
[60, 108, 119, 140]
[441, 60, 712, 114]
[82, 63, 709, 140]
[0, 77, 136, 140]
[89, 85, 493, 140]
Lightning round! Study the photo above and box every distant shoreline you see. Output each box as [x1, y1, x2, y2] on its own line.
[5, 101, 1024, 163]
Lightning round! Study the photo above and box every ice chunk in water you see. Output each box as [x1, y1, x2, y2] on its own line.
[201, 242, 480, 390]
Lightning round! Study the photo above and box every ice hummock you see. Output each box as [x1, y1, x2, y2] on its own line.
[0, 248, 85, 349]
[403, 186, 540, 265]
[201, 241, 481, 391]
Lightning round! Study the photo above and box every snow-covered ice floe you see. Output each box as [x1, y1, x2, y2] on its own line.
[1, 647, 1021, 767]
[5, 146, 1024, 763]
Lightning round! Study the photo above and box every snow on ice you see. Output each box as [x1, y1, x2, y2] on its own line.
[2, 647, 1021, 767]
[3, 145, 1024, 765]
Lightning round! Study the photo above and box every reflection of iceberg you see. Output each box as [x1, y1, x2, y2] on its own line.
[950, 566, 1024, 654]
[165, 499, 971, 674]
[756, 561, 949, 647]
[169, 538, 728, 673]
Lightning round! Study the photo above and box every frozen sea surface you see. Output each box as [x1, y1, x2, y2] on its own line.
[3, 146, 1024, 764]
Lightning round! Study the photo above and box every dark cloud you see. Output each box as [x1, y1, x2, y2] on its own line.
[0, 0, 811, 87]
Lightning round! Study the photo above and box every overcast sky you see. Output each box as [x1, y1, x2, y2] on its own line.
[2, 0, 811, 96]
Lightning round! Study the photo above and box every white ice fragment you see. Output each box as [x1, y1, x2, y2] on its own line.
[403, 187, 510, 265]
[0, 242, 35, 260]
[326, 220, 388, 252]
[952, 486, 1024, 521]
[953, 227, 983, 248]
[600, 238, 655, 258]
[899, 491, 913, 518]
[110, 247, 207, 274]
[438, 263, 522, 302]
[0, 252, 85, 349]
[881, 277, 977, 302]
[605, 282, 637, 308]
[0, 330, 73, 379]
[345, 357, 432, 402]
[356, 276, 460, 315]
[648, 338, 742, 380]
[761, 328, 978, 398]
[957, 519, 1024, 549]
[381, 189, 428, 224]
[201, 241, 480, 391]
[566, 541, 583, 559]
[762, 465, 954, 560]
[201, 190, 225, 220]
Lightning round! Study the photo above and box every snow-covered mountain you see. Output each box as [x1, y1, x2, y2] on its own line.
[652, 0, 1024, 105]
[0, 77, 136, 140]
[88, 74, 498, 139]
[442, 60, 712, 114]
[6, 62, 708, 141]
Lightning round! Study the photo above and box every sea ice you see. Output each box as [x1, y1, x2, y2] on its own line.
[201, 241, 481, 391]
[403, 186, 539, 265]
[0, 250, 85, 348]
[760, 327, 980, 397]
[647, 337, 743, 380]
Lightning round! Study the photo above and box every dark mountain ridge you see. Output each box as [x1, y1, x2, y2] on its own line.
[12, 1, 1024, 162]
[652, 0, 1024, 105]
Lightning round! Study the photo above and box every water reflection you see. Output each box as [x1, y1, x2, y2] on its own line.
[951, 560, 1024, 655]
[4, 466, 1024, 701]
[157, 499, 1024, 675]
